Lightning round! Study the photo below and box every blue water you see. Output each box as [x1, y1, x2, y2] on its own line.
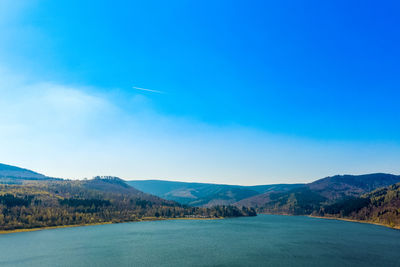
[0, 215, 399, 267]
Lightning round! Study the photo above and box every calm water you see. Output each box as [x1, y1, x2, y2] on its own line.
[0, 215, 399, 267]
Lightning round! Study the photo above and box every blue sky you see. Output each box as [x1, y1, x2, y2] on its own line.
[1, 0, 399, 184]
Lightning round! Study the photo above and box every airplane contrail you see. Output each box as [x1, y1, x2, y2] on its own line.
[132, 86, 164, 94]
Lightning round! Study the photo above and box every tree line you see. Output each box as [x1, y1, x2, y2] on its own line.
[0, 180, 256, 231]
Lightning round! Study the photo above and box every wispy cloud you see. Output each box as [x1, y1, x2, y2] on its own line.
[132, 86, 164, 94]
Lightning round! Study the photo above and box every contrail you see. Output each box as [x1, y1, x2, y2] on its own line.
[132, 86, 164, 94]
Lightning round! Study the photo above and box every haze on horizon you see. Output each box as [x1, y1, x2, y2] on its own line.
[0, 1, 399, 185]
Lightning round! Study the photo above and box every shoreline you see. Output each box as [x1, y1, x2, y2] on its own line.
[259, 213, 400, 230]
[308, 215, 400, 230]
[0, 216, 223, 235]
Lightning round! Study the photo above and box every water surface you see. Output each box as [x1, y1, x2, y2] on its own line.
[0, 215, 399, 266]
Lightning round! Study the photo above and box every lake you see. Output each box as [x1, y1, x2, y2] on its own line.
[0, 215, 399, 267]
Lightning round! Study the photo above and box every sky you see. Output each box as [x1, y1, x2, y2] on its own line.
[0, 0, 399, 185]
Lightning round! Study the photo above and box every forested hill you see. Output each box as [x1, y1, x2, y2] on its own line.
[127, 180, 302, 207]
[0, 164, 256, 232]
[320, 183, 400, 228]
[307, 173, 400, 199]
[235, 173, 400, 228]
[236, 173, 400, 211]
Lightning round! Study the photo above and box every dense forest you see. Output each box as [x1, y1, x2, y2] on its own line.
[0, 177, 256, 231]
[128, 179, 302, 207]
[2, 162, 399, 230]
[250, 181, 400, 228]
[237, 174, 400, 211]
[319, 183, 400, 228]
[243, 174, 400, 228]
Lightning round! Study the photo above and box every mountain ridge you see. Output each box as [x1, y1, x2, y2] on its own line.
[0, 163, 52, 181]
[2, 162, 400, 228]
[127, 179, 303, 207]
[0, 163, 256, 232]
[237, 173, 400, 217]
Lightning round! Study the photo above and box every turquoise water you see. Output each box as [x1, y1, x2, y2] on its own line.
[0, 215, 399, 267]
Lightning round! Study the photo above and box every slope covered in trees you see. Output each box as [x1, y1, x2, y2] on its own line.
[128, 180, 302, 207]
[0, 167, 256, 232]
[233, 173, 400, 228]
[236, 173, 400, 215]
[0, 179, 256, 231]
[319, 183, 400, 228]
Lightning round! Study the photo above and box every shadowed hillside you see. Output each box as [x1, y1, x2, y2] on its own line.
[0, 163, 57, 183]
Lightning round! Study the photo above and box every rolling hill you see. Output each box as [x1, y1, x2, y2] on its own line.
[236, 173, 400, 216]
[0, 163, 54, 182]
[320, 182, 400, 228]
[127, 180, 303, 207]
[2, 162, 399, 230]
[0, 163, 256, 232]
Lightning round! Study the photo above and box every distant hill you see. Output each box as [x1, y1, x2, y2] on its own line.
[0, 163, 49, 180]
[0, 163, 62, 185]
[127, 180, 303, 207]
[2, 162, 398, 229]
[238, 173, 400, 215]
[0, 163, 256, 232]
[235, 183, 307, 208]
[307, 173, 400, 199]
[84, 176, 180, 205]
